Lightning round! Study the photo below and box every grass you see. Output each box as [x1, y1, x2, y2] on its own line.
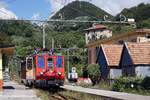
[59, 90, 103, 100]
[34, 88, 104, 100]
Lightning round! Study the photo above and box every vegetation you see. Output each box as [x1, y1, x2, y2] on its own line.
[87, 63, 101, 85]
[1, 1, 150, 78]
[111, 77, 150, 96]
[34, 88, 103, 100]
[115, 3, 150, 22]
[51, 1, 112, 20]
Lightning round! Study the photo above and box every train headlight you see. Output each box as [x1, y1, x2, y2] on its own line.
[40, 72, 43, 75]
[58, 72, 62, 76]
[49, 71, 53, 74]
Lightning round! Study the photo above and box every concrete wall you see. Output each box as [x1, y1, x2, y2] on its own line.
[109, 69, 122, 79]
[135, 66, 150, 77]
[85, 29, 112, 44]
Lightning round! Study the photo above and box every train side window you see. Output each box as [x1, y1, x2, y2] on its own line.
[47, 58, 53, 68]
[56, 57, 63, 68]
[38, 57, 45, 68]
[27, 58, 32, 70]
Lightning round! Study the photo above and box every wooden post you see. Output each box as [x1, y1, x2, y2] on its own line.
[0, 51, 3, 91]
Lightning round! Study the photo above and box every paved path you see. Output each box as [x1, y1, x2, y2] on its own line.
[0, 74, 41, 100]
[61, 85, 150, 100]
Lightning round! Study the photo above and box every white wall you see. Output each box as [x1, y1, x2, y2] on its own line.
[109, 69, 122, 79]
[136, 66, 150, 77]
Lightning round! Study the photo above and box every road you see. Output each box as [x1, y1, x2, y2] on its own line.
[0, 73, 41, 100]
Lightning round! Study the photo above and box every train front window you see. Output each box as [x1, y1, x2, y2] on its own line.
[56, 57, 63, 68]
[27, 58, 32, 70]
[47, 58, 53, 68]
[38, 57, 45, 68]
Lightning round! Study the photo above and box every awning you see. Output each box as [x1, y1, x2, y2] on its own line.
[0, 45, 15, 56]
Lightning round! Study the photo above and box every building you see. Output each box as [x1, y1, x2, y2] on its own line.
[96, 44, 123, 81]
[120, 42, 150, 77]
[87, 29, 150, 65]
[85, 25, 112, 44]
[0, 45, 14, 91]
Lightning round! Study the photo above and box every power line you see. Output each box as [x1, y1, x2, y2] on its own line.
[0, 18, 135, 25]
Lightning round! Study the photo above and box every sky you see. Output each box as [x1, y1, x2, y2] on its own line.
[0, 0, 150, 20]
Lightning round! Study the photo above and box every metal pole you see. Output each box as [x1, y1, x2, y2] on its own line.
[52, 38, 54, 51]
[67, 49, 70, 79]
[43, 23, 46, 49]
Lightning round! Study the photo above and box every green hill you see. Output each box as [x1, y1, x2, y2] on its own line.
[115, 3, 150, 22]
[51, 1, 112, 20]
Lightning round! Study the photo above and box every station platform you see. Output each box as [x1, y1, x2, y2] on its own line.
[62, 85, 150, 100]
[0, 75, 41, 100]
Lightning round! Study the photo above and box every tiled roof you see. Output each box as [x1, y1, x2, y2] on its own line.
[85, 25, 107, 30]
[102, 44, 123, 66]
[125, 42, 150, 65]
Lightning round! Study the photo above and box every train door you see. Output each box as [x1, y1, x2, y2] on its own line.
[26, 57, 34, 80]
[46, 56, 55, 78]
[55, 56, 65, 79]
[36, 56, 46, 79]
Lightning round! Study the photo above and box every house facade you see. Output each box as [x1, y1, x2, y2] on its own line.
[85, 25, 112, 44]
[87, 29, 150, 65]
[120, 42, 150, 77]
[96, 44, 123, 80]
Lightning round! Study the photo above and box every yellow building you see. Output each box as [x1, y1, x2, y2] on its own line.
[86, 29, 150, 65]
[0, 45, 14, 91]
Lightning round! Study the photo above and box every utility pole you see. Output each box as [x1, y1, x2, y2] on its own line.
[43, 23, 46, 48]
[67, 48, 70, 79]
[52, 38, 54, 51]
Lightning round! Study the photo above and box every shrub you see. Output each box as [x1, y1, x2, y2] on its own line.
[112, 77, 142, 92]
[87, 63, 101, 85]
[141, 77, 150, 90]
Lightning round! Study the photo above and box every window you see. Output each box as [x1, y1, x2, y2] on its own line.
[118, 40, 124, 44]
[100, 35, 103, 39]
[56, 57, 63, 68]
[88, 36, 90, 40]
[47, 58, 53, 68]
[27, 58, 32, 70]
[38, 57, 45, 68]
[92, 34, 95, 40]
[147, 35, 150, 38]
[87, 30, 89, 34]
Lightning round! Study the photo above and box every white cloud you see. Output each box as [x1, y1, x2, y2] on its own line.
[0, 2, 17, 19]
[0, 8, 17, 19]
[47, 0, 150, 17]
[0, 1, 8, 8]
[31, 13, 40, 20]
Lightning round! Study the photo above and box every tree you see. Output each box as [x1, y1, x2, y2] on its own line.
[87, 63, 101, 85]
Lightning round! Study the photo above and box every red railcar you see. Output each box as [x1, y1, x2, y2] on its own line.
[20, 49, 65, 86]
